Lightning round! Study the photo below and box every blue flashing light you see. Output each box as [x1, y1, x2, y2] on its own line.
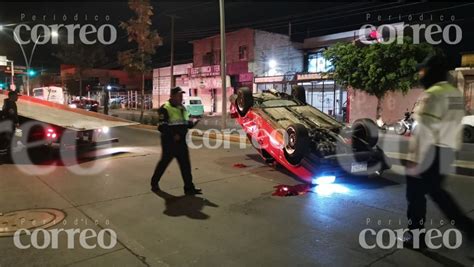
[313, 184, 350, 196]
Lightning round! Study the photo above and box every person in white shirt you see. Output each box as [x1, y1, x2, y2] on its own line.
[404, 54, 473, 248]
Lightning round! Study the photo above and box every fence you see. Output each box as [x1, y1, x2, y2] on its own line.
[108, 91, 153, 110]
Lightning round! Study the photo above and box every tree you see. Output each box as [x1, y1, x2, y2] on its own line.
[118, 0, 162, 122]
[324, 38, 436, 120]
[39, 73, 59, 86]
[53, 43, 107, 97]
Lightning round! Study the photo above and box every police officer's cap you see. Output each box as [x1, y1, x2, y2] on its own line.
[170, 87, 185, 95]
[416, 54, 448, 72]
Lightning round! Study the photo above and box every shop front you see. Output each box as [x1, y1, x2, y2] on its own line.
[254, 75, 289, 93]
[153, 63, 193, 109]
[296, 72, 347, 122]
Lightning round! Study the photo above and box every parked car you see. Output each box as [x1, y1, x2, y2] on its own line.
[69, 98, 99, 112]
[462, 115, 474, 143]
[109, 96, 124, 105]
[184, 97, 204, 117]
[231, 87, 391, 184]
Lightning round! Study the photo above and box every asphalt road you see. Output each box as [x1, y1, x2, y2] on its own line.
[0, 126, 473, 266]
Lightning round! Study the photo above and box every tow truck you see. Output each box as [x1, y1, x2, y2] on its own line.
[1, 91, 137, 150]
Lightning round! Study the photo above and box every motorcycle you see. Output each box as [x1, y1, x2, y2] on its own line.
[394, 111, 417, 135]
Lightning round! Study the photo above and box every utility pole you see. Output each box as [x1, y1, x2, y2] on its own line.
[167, 15, 180, 88]
[219, 0, 227, 130]
[6, 60, 15, 91]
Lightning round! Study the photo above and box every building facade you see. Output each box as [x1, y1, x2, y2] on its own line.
[60, 64, 152, 94]
[190, 28, 303, 114]
[152, 63, 193, 109]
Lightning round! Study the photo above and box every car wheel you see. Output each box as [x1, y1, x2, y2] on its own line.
[463, 125, 474, 143]
[352, 118, 379, 149]
[236, 87, 253, 117]
[394, 121, 407, 135]
[284, 123, 310, 165]
[291, 85, 306, 104]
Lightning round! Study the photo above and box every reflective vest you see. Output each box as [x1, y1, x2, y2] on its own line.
[409, 82, 464, 164]
[162, 101, 189, 126]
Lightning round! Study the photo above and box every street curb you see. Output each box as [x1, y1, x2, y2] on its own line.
[130, 124, 156, 130]
[129, 124, 251, 144]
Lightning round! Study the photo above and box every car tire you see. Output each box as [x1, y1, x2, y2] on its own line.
[236, 87, 253, 117]
[352, 118, 379, 149]
[284, 123, 310, 165]
[463, 125, 474, 143]
[291, 85, 306, 104]
[394, 121, 407, 135]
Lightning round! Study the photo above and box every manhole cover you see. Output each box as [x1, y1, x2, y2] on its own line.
[0, 208, 66, 237]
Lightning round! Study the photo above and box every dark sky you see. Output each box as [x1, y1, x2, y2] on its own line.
[0, 1, 473, 71]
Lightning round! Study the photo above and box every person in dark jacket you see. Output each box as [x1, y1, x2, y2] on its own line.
[150, 87, 201, 195]
[1, 91, 19, 161]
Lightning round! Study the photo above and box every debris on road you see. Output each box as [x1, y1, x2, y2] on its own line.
[233, 163, 248, 168]
[272, 184, 312, 197]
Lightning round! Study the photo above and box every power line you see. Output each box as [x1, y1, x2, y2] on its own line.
[172, 2, 376, 37]
[295, 2, 474, 36]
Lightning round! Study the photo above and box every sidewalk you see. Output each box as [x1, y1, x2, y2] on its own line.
[110, 109, 241, 131]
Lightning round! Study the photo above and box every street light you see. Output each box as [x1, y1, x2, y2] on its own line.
[269, 59, 277, 69]
[107, 85, 112, 90]
[1, 24, 59, 95]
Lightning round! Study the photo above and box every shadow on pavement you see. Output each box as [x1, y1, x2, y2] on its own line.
[153, 190, 219, 220]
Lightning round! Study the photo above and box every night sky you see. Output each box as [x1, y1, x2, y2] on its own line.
[0, 1, 473, 72]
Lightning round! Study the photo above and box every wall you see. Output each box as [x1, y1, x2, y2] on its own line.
[251, 30, 304, 76]
[192, 28, 255, 67]
[152, 63, 193, 109]
[348, 87, 425, 124]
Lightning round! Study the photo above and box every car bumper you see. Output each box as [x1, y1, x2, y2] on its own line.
[302, 147, 391, 178]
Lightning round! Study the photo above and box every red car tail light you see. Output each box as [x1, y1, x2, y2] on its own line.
[46, 128, 57, 139]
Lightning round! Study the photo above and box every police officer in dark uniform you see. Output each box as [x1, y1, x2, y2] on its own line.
[151, 87, 201, 195]
[1, 91, 19, 162]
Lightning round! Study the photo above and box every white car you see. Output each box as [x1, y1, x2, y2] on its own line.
[462, 115, 474, 143]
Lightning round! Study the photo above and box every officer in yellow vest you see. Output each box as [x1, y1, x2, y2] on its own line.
[404, 55, 473, 248]
[151, 87, 201, 195]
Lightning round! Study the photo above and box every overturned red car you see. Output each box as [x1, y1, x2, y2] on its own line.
[231, 87, 391, 184]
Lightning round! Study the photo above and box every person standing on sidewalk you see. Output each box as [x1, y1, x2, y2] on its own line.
[1, 91, 19, 162]
[150, 87, 201, 195]
[404, 54, 474, 248]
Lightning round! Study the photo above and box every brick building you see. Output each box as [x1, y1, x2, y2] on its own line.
[189, 28, 303, 114]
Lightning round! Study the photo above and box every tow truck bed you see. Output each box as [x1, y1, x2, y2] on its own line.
[1, 93, 138, 131]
